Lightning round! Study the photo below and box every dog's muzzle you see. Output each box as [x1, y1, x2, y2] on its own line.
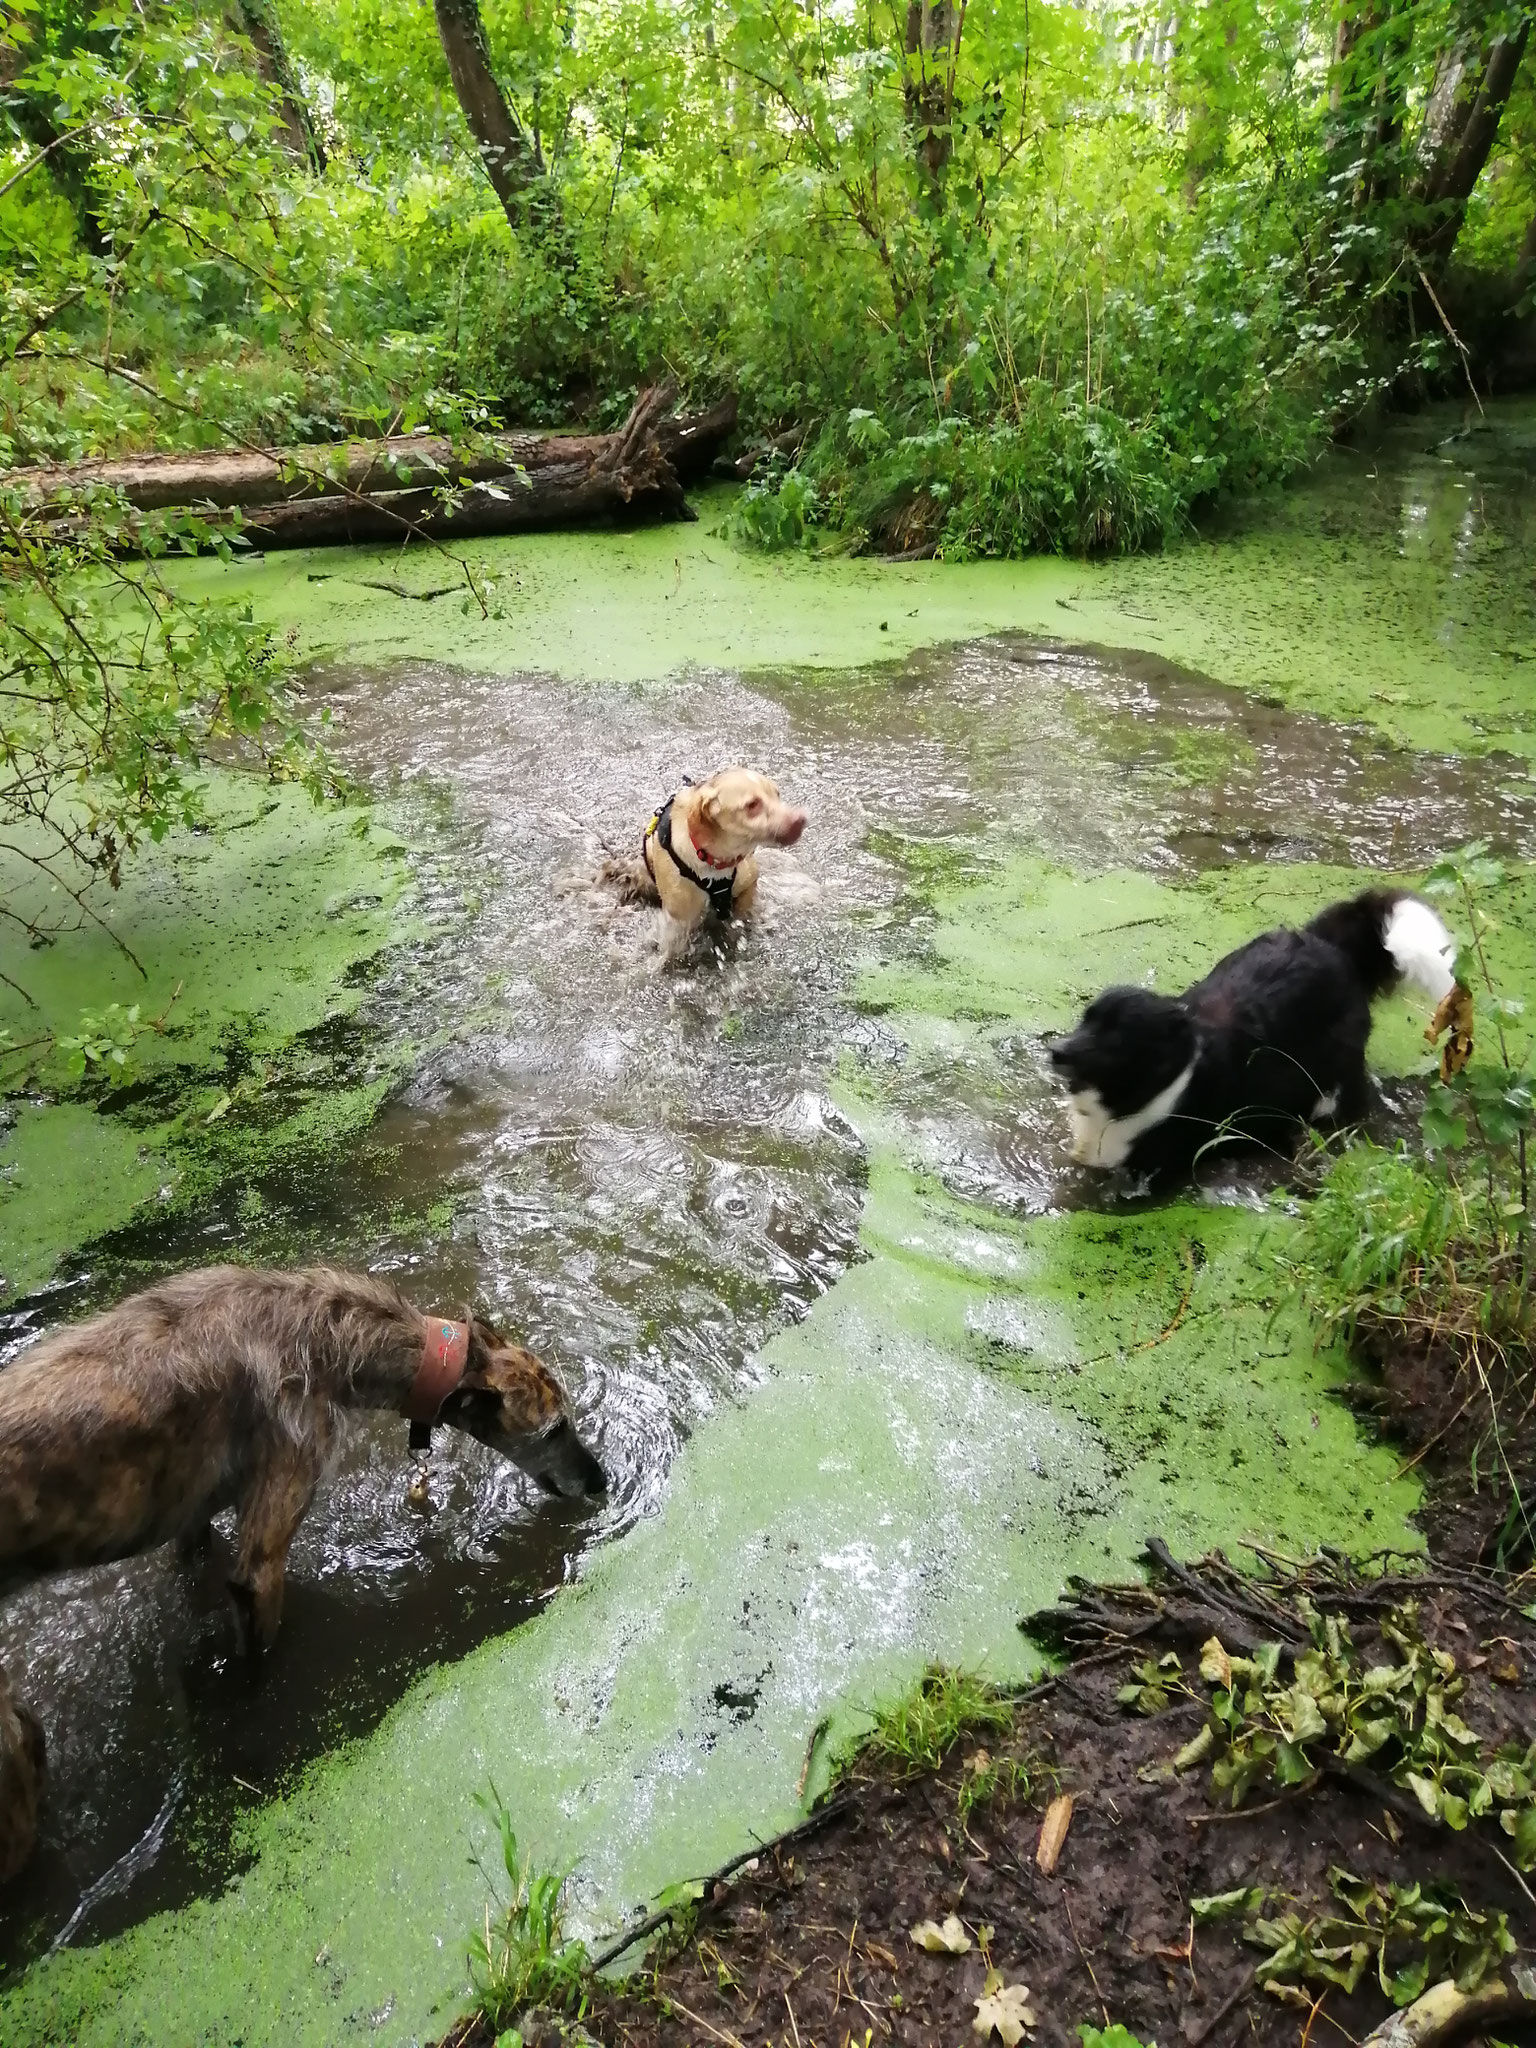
[521, 1417, 608, 1499]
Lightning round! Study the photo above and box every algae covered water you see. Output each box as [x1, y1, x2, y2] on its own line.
[1, 401, 1534, 2041]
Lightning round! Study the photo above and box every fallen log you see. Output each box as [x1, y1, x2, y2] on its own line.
[8, 385, 737, 551]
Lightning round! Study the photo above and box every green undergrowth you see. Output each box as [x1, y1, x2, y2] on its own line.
[1134, 1602, 1536, 1845]
[0, 771, 412, 1299]
[1129, 1596, 1536, 2006]
[1284, 847, 1536, 1554]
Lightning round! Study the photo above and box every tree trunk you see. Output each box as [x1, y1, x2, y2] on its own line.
[903, 2, 960, 184]
[1417, 17, 1531, 264]
[431, 0, 551, 234]
[231, 0, 326, 173]
[12, 387, 737, 552]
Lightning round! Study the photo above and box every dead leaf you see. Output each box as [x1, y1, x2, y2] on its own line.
[864, 1942, 900, 1971]
[910, 1914, 972, 1954]
[1425, 982, 1475, 1080]
[974, 1976, 1037, 2044]
[1198, 1635, 1233, 1690]
[1035, 1793, 1074, 1874]
[1492, 1654, 1522, 1685]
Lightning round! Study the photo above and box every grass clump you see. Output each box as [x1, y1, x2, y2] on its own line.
[857, 1665, 1017, 1777]
[845, 1665, 1033, 1820]
[467, 1788, 589, 2033]
[1287, 1142, 1516, 1363]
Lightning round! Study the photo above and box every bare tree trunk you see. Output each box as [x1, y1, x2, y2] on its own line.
[231, 0, 326, 173]
[903, 2, 961, 185]
[431, 0, 552, 234]
[1417, 17, 1530, 264]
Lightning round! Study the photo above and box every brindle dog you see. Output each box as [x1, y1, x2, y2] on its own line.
[0, 1264, 606, 1878]
[0, 1669, 44, 1885]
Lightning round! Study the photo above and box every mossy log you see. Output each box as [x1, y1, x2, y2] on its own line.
[9, 385, 736, 551]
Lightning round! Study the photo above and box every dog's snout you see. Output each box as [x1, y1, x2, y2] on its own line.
[529, 1416, 608, 1499]
[776, 810, 807, 847]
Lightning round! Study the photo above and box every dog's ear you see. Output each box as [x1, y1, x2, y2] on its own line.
[700, 788, 721, 824]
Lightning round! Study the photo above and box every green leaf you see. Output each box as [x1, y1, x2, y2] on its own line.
[1405, 1773, 1441, 1821]
[1192, 1888, 1266, 1923]
[1420, 1099, 1468, 1150]
[1389, 1956, 1430, 2007]
[1508, 1804, 1536, 1870]
[1273, 1740, 1314, 1787]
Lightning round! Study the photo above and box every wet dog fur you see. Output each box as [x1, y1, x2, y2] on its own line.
[600, 768, 807, 936]
[0, 1668, 44, 1886]
[1047, 889, 1457, 1180]
[0, 1265, 605, 1646]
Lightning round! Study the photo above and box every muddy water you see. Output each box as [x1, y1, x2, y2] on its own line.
[4, 606, 1534, 1982]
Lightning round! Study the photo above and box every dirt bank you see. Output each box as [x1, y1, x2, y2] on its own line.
[444, 1324, 1536, 2048]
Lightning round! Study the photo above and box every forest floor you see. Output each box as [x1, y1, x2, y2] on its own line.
[443, 1328, 1536, 2048]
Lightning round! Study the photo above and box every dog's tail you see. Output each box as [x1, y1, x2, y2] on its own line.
[595, 845, 661, 907]
[1306, 888, 1457, 1002]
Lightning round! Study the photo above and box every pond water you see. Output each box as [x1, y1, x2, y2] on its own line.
[2, 401, 1535, 2038]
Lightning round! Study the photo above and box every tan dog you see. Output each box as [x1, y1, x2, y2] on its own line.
[632, 768, 807, 934]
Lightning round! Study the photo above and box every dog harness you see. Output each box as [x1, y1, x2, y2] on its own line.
[404, 1316, 471, 1451]
[642, 794, 740, 920]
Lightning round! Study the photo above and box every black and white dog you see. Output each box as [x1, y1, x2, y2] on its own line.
[1047, 889, 1456, 1179]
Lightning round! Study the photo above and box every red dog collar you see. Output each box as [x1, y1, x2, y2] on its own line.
[405, 1316, 471, 1430]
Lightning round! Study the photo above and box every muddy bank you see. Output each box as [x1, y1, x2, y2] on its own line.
[570, 1539, 1536, 2048]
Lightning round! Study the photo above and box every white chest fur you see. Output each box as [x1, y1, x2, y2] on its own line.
[1067, 1061, 1196, 1169]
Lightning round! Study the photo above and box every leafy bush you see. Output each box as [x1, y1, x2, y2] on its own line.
[1232, 1868, 1513, 2007]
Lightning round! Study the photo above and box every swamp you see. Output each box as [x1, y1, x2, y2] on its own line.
[3, 3, 1536, 2045]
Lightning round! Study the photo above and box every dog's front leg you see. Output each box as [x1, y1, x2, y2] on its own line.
[729, 853, 760, 918]
[229, 1443, 327, 1655]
